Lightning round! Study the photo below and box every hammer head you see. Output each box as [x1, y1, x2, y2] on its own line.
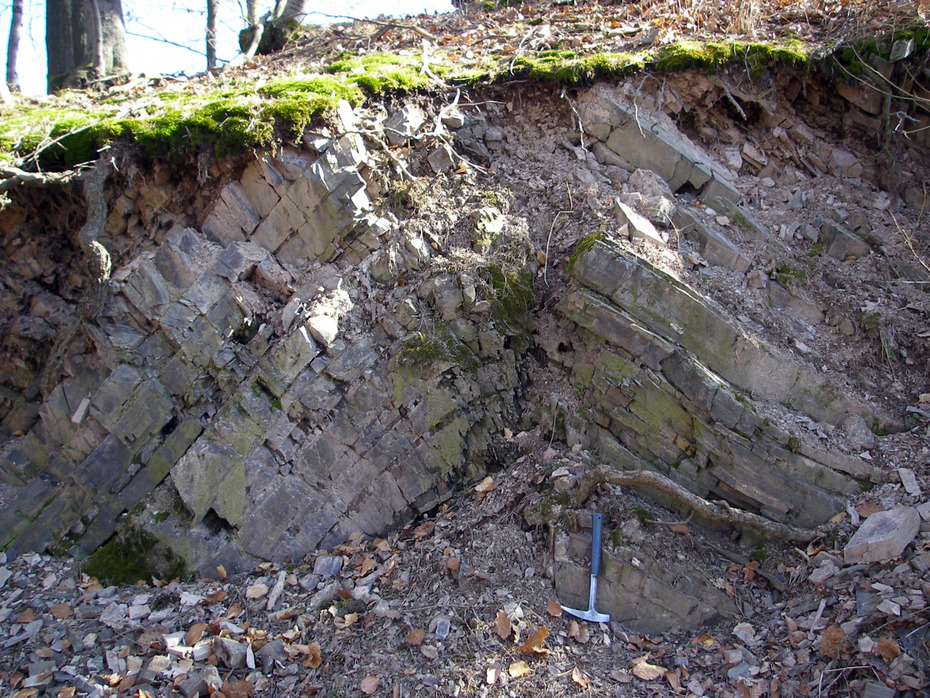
[561, 574, 610, 624]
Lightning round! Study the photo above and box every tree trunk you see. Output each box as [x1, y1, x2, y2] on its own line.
[6, 0, 23, 90]
[206, 0, 217, 69]
[46, 0, 129, 92]
[97, 0, 129, 77]
[279, 0, 306, 21]
[46, 0, 76, 92]
[246, 0, 258, 27]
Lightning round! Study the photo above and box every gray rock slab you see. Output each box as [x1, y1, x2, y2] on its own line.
[822, 223, 870, 260]
[213, 637, 247, 669]
[614, 200, 665, 245]
[385, 105, 426, 145]
[844, 507, 920, 564]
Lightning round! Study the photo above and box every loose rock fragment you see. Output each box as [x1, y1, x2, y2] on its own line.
[843, 507, 920, 564]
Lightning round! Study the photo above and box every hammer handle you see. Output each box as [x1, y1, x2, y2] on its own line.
[590, 513, 603, 577]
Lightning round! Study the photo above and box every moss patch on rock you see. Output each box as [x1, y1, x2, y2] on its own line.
[81, 525, 186, 586]
[483, 264, 535, 352]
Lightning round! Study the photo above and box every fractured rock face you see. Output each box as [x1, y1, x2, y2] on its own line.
[556, 234, 883, 529]
[0, 107, 530, 573]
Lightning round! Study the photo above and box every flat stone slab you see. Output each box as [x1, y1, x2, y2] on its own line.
[843, 507, 920, 565]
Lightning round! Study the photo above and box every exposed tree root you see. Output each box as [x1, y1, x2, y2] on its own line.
[579, 465, 817, 544]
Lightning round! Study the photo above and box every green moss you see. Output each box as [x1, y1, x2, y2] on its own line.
[861, 311, 882, 331]
[258, 77, 363, 105]
[511, 50, 645, 84]
[484, 265, 535, 353]
[0, 74, 350, 169]
[400, 323, 479, 373]
[775, 262, 808, 285]
[652, 40, 807, 74]
[82, 526, 186, 586]
[327, 53, 433, 94]
[568, 232, 606, 274]
[631, 506, 651, 524]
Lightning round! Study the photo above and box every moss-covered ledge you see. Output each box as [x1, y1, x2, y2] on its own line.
[0, 26, 925, 172]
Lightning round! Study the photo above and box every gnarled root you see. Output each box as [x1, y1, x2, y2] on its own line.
[580, 465, 816, 544]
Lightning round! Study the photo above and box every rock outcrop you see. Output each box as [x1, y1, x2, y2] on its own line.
[0, 60, 924, 612]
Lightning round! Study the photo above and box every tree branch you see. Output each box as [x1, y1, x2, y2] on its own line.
[305, 11, 438, 42]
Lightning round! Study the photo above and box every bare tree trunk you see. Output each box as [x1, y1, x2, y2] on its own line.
[46, 0, 129, 91]
[97, 0, 129, 77]
[246, 0, 258, 27]
[279, 0, 306, 21]
[206, 0, 217, 69]
[47, 0, 76, 92]
[6, 0, 23, 90]
[87, 0, 105, 76]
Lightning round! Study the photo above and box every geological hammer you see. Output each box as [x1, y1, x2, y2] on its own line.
[561, 512, 610, 624]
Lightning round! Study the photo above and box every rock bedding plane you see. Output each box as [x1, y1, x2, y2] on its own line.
[0, 1, 929, 695]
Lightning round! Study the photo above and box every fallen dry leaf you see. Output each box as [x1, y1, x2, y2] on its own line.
[221, 679, 254, 698]
[186, 622, 207, 647]
[360, 675, 379, 695]
[474, 476, 496, 493]
[303, 642, 322, 669]
[56, 688, 76, 698]
[116, 674, 137, 692]
[493, 610, 512, 641]
[14, 608, 36, 623]
[545, 599, 563, 617]
[876, 637, 902, 663]
[517, 627, 550, 654]
[358, 555, 378, 575]
[216, 565, 227, 580]
[245, 583, 268, 599]
[818, 625, 848, 658]
[571, 666, 590, 689]
[632, 658, 666, 681]
[486, 663, 502, 686]
[335, 612, 359, 629]
[35, 647, 55, 659]
[508, 660, 531, 678]
[856, 501, 884, 517]
[665, 670, 681, 691]
[227, 600, 243, 618]
[405, 628, 426, 646]
[50, 603, 73, 619]
[568, 620, 590, 644]
[413, 521, 435, 540]
[11, 690, 37, 698]
[203, 589, 226, 605]
[420, 644, 439, 659]
[609, 668, 632, 683]
[693, 633, 716, 649]
[445, 556, 460, 573]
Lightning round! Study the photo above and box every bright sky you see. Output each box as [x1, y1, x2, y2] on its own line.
[1, 0, 455, 95]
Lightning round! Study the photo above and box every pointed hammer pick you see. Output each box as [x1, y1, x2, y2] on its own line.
[561, 512, 610, 624]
